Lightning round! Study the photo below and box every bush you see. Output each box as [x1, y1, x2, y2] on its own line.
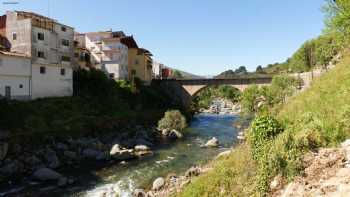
[248, 115, 283, 196]
[249, 115, 283, 161]
[158, 110, 187, 131]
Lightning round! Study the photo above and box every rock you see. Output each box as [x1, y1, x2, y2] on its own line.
[134, 145, 153, 157]
[63, 151, 77, 160]
[161, 129, 170, 136]
[133, 189, 147, 197]
[152, 177, 165, 191]
[68, 178, 75, 185]
[0, 160, 21, 175]
[134, 145, 150, 152]
[270, 175, 283, 191]
[55, 142, 68, 151]
[168, 130, 183, 139]
[44, 149, 60, 169]
[57, 177, 67, 187]
[147, 191, 155, 197]
[205, 137, 219, 147]
[24, 155, 42, 168]
[110, 144, 121, 155]
[0, 142, 8, 160]
[33, 168, 62, 181]
[185, 166, 201, 177]
[82, 148, 101, 159]
[95, 152, 106, 161]
[110, 149, 136, 161]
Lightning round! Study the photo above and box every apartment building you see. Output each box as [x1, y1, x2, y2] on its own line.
[120, 36, 153, 84]
[0, 11, 74, 99]
[74, 31, 129, 80]
[0, 51, 31, 100]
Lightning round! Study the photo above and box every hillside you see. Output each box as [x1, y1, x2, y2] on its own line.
[177, 52, 350, 196]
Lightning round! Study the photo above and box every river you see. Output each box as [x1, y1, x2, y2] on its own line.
[2, 113, 239, 197]
[68, 113, 240, 197]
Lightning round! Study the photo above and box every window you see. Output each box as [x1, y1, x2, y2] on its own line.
[61, 39, 69, 47]
[61, 26, 66, 32]
[74, 53, 79, 58]
[60, 68, 65, 76]
[134, 59, 139, 65]
[61, 56, 71, 62]
[38, 33, 44, 40]
[12, 33, 17, 40]
[109, 73, 115, 78]
[37, 51, 45, 59]
[19, 84, 23, 89]
[40, 66, 46, 74]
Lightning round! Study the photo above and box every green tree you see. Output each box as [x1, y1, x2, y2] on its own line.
[323, 0, 350, 45]
[158, 110, 187, 131]
[235, 66, 248, 75]
[240, 85, 261, 114]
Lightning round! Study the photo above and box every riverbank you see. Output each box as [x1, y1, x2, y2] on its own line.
[177, 51, 350, 196]
[0, 113, 240, 196]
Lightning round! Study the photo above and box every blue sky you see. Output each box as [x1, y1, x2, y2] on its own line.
[1, 0, 326, 76]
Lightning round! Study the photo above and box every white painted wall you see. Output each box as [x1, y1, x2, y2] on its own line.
[0, 53, 31, 99]
[31, 64, 73, 99]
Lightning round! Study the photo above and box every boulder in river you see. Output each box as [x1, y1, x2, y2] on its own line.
[33, 168, 62, 181]
[110, 149, 136, 161]
[205, 137, 219, 147]
[57, 177, 68, 187]
[0, 142, 8, 160]
[44, 148, 60, 169]
[161, 129, 170, 136]
[0, 160, 22, 175]
[152, 177, 165, 191]
[134, 145, 150, 152]
[63, 151, 77, 160]
[168, 129, 183, 139]
[110, 144, 121, 155]
[134, 145, 153, 157]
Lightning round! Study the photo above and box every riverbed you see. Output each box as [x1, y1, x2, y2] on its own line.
[2, 113, 239, 197]
[70, 113, 239, 197]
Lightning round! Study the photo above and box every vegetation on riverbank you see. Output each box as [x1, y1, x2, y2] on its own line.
[0, 69, 179, 141]
[179, 1, 350, 196]
[191, 85, 241, 110]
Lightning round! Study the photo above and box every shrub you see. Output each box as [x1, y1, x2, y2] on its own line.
[248, 115, 283, 196]
[158, 110, 187, 131]
[249, 115, 283, 160]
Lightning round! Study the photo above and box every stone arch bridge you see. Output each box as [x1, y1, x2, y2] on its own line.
[152, 77, 273, 108]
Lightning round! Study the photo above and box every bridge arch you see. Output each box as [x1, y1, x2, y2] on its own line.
[184, 84, 250, 97]
[152, 77, 273, 109]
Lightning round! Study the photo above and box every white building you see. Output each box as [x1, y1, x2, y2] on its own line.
[75, 31, 129, 80]
[0, 51, 31, 100]
[152, 61, 164, 79]
[0, 11, 74, 99]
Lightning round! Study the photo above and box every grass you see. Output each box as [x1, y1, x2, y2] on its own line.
[178, 144, 257, 197]
[177, 53, 350, 196]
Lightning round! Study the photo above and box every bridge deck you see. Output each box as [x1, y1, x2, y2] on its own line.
[155, 77, 273, 85]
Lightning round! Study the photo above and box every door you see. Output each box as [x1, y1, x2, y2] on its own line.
[5, 86, 11, 99]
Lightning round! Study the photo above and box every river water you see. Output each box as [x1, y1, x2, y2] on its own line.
[66, 113, 240, 197]
[3, 114, 239, 197]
